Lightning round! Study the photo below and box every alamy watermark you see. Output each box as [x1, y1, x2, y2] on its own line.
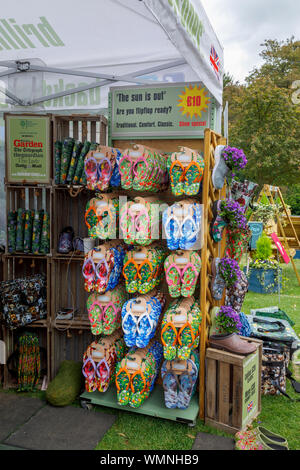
[291, 80, 300, 105]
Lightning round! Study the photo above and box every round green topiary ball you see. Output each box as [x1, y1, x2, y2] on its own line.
[45, 360, 84, 407]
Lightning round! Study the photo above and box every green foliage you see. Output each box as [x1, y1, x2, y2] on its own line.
[224, 38, 300, 187]
[285, 184, 300, 215]
[253, 232, 273, 260]
[45, 360, 83, 407]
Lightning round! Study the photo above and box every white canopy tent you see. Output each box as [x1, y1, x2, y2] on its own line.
[0, 0, 224, 115]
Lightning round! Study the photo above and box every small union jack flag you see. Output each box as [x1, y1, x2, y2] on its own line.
[247, 401, 254, 413]
[210, 45, 220, 75]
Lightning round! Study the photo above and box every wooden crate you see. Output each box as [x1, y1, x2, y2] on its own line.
[205, 337, 262, 434]
[52, 114, 108, 187]
[52, 187, 91, 256]
[51, 256, 88, 324]
[50, 328, 93, 379]
[5, 185, 52, 255]
[1, 255, 51, 388]
[52, 114, 107, 144]
[50, 255, 93, 378]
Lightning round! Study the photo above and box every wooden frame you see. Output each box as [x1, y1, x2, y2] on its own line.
[252, 184, 300, 286]
[199, 128, 227, 419]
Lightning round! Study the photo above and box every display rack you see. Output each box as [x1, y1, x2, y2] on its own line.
[199, 129, 227, 419]
[80, 129, 227, 423]
[2, 112, 230, 425]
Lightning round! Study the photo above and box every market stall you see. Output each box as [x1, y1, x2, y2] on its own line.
[0, 0, 266, 436]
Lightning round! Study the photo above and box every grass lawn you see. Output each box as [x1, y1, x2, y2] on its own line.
[94, 259, 300, 451]
[1, 260, 299, 450]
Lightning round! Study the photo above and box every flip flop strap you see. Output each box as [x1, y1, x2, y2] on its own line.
[97, 358, 110, 379]
[134, 209, 150, 234]
[136, 312, 154, 335]
[119, 155, 134, 176]
[82, 357, 96, 378]
[123, 259, 138, 280]
[178, 371, 194, 394]
[122, 309, 138, 330]
[181, 263, 198, 279]
[182, 161, 203, 183]
[85, 206, 99, 230]
[84, 156, 98, 177]
[164, 215, 182, 238]
[161, 322, 178, 347]
[95, 258, 109, 280]
[165, 264, 181, 285]
[97, 157, 112, 179]
[170, 161, 184, 183]
[115, 367, 131, 391]
[88, 301, 104, 320]
[132, 157, 149, 177]
[178, 322, 195, 347]
[130, 370, 147, 393]
[181, 216, 199, 241]
[82, 257, 95, 279]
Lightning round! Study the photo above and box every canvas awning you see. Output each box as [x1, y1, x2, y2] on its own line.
[0, 0, 224, 111]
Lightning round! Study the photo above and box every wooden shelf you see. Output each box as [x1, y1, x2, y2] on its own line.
[26, 320, 48, 328]
[3, 253, 50, 259]
[51, 318, 90, 330]
[52, 253, 85, 261]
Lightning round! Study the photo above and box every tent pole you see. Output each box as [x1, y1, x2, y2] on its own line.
[28, 64, 151, 85]
[28, 59, 187, 106]
[0, 86, 24, 105]
[0, 68, 18, 78]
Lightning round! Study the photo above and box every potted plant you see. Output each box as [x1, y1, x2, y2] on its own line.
[245, 232, 282, 294]
[250, 194, 290, 235]
[215, 306, 242, 335]
[221, 146, 248, 178]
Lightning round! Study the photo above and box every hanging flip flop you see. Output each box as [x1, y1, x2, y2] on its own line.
[165, 258, 182, 298]
[161, 362, 179, 409]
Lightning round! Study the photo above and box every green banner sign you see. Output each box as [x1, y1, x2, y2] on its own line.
[242, 351, 259, 427]
[110, 82, 214, 140]
[6, 114, 51, 184]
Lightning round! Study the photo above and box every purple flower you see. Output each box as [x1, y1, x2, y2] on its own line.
[215, 306, 242, 334]
[219, 257, 241, 287]
[220, 199, 248, 231]
[221, 146, 248, 171]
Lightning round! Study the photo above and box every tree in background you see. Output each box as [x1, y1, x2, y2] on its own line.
[224, 38, 300, 190]
[286, 184, 300, 216]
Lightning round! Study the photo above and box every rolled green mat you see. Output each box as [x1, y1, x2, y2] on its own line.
[32, 210, 44, 254]
[7, 210, 17, 253]
[66, 140, 83, 183]
[60, 137, 75, 184]
[39, 212, 50, 254]
[16, 208, 25, 252]
[79, 141, 98, 185]
[73, 141, 91, 185]
[54, 141, 62, 185]
[24, 210, 34, 253]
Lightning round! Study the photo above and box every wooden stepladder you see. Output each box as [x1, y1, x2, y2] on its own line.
[255, 184, 300, 286]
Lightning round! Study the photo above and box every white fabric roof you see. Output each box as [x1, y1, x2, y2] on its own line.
[0, 0, 224, 110]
